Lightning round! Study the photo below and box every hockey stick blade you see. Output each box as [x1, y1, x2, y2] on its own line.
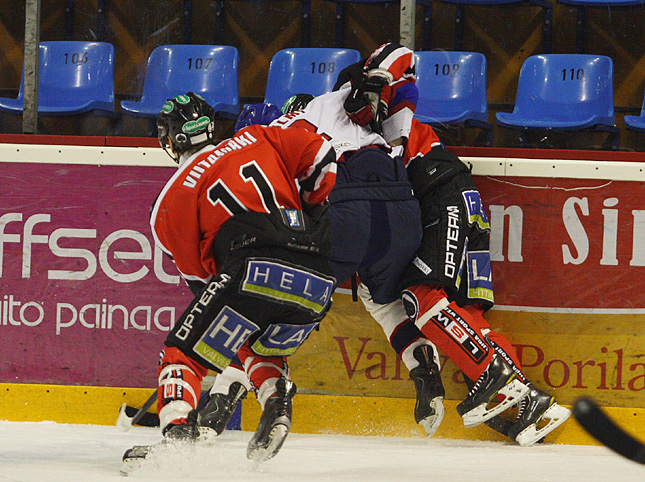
[573, 396, 645, 464]
[122, 406, 160, 427]
[117, 391, 158, 432]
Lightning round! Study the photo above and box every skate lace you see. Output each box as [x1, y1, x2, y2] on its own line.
[211, 393, 234, 415]
[276, 389, 293, 411]
[270, 379, 295, 415]
[516, 395, 529, 419]
[467, 371, 486, 398]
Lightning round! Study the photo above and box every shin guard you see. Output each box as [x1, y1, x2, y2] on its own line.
[157, 346, 208, 430]
[403, 285, 493, 381]
[462, 304, 527, 383]
[238, 342, 291, 409]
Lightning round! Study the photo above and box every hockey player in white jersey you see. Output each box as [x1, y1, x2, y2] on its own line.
[200, 42, 569, 447]
[202, 43, 446, 440]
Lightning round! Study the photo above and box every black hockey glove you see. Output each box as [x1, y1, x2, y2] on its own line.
[343, 72, 392, 134]
[302, 200, 329, 223]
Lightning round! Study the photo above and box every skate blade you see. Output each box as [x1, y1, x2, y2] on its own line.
[419, 397, 445, 437]
[198, 426, 219, 444]
[120, 457, 144, 476]
[247, 424, 290, 464]
[119, 444, 156, 476]
[515, 403, 571, 447]
[462, 380, 530, 428]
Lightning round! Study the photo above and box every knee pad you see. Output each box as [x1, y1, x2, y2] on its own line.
[210, 364, 252, 396]
[401, 287, 449, 326]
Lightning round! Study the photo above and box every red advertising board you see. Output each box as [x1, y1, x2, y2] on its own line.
[477, 176, 645, 309]
[1, 143, 644, 402]
[1, 162, 192, 388]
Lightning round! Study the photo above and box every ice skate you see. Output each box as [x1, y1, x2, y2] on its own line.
[247, 377, 296, 463]
[507, 382, 571, 446]
[199, 382, 248, 442]
[120, 408, 199, 475]
[409, 344, 445, 437]
[456, 354, 529, 428]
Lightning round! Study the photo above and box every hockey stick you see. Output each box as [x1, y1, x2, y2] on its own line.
[573, 397, 645, 464]
[117, 391, 158, 432]
[120, 405, 160, 427]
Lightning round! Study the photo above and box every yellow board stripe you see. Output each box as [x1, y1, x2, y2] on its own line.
[2, 383, 644, 447]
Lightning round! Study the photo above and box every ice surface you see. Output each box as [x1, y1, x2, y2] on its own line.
[0, 420, 643, 481]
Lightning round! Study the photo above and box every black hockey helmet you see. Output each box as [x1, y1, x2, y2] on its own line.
[281, 93, 314, 114]
[157, 92, 216, 162]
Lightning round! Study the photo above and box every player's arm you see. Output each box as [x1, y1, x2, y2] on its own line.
[381, 79, 418, 145]
[268, 127, 337, 205]
[150, 186, 212, 284]
[297, 137, 336, 205]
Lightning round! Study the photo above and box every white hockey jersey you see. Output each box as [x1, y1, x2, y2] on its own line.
[270, 83, 392, 161]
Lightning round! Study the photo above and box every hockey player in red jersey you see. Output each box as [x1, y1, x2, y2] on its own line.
[121, 92, 337, 471]
[322, 45, 570, 445]
[298, 44, 569, 444]
[394, 119, 571, 445]
[200, 42, 569, 447]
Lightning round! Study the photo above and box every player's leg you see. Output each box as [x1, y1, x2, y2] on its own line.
[408, 282, 568, 441]
[238, 315, 322, 463]
[358, 284, 445, 436]
[341, 151, 442, 433]
[400, 165, 530, 426]
[236, 342, 297, 462]
[217, 212, 335, 461]
[157, 346, 207, 439]
[403, 283, 528, 427]
[155, 268, 253, 438]
[461, 304, 525, 380]
[199, 355, 250, 440]
[459, 232, 570, 444]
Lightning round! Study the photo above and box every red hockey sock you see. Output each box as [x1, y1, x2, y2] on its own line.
[157, 346, 208, 427]
[237, 342, 290, 408]
[463, 304, 527, 382]
[405, 284, 494, 381]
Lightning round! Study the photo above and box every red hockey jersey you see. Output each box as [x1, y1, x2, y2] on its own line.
[402, 119, 443, 168]
[151, 124, 336, 283]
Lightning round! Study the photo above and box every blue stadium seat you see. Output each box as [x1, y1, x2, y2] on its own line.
[624, 88, 645, 133]
[496, 54, 619, 147]
[121, 45, 239, 119]
[0, 41, 115, 115]
[264, 48, 362, 109]
[436, 0, 553, 52]
[556, 0, 644, 53]
[414, 51, 492, 145]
